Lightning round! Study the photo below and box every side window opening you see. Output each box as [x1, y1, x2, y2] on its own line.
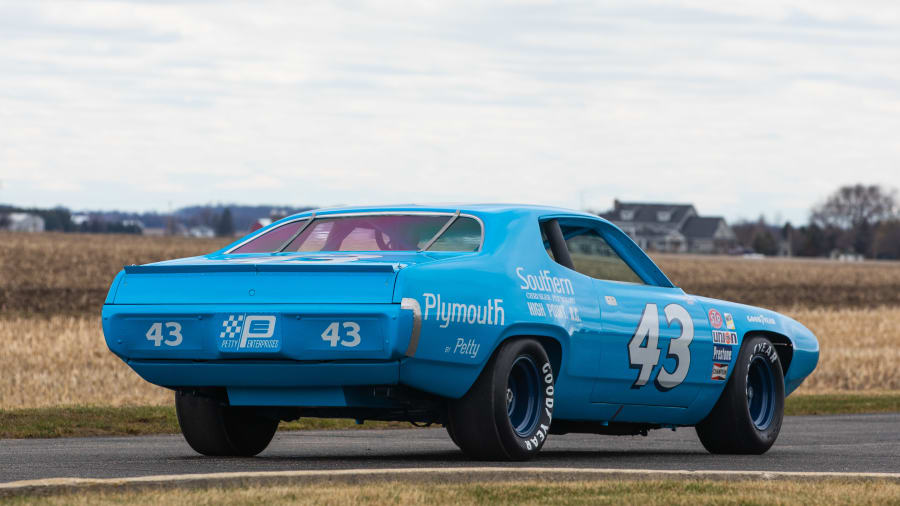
[540, 225, 555, 261]
[541, 220, 645, 284]
[540, 219, 574, 270]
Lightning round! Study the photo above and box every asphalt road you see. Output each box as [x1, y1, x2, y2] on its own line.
[1, 414, 897, 483]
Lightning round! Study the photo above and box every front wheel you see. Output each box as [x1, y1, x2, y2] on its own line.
[696, 335, 785, 454]
[175, 390, 279, 457]
[447, 338, 555, 461]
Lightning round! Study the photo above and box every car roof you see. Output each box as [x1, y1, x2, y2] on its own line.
[283, 203, 604, 222]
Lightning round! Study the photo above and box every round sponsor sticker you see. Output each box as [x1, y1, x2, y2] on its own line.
[708, 309, 723, 329]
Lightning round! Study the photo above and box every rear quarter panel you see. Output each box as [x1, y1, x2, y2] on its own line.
[395, 210, 587, 402]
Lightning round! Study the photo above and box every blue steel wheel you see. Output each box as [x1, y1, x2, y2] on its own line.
[747, 356, 776, 431]
[507, 356, 541, 438]
[696, 335, 785, 455]
[447, 338, 555, 461]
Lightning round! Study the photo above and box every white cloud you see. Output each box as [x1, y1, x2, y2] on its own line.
[0, 0, 898, 223]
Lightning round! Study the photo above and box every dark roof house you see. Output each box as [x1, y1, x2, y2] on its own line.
[600, 200, 736, 254]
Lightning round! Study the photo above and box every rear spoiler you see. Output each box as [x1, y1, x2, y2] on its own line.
[123, 263, 403, 274]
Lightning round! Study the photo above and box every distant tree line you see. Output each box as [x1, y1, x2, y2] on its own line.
[733, 184, 900, 259]
[0, 204, 312, 237]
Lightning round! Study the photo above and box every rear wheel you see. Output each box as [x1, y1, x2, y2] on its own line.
[447, 338, 555, 461]
[175, 390, 279, 457]
[444, 404, 463, 449]
[696, 335, 785, 454]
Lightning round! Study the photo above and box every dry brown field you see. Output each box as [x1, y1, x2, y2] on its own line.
[0, 231, 231, 316]
[3, 307, 897, 409]
[652, 253, 900, 309]
[3, 232, 900, 314]
[0, 231, 898, 409]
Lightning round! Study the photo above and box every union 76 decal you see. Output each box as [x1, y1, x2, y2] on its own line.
[628, 303, 694, 391]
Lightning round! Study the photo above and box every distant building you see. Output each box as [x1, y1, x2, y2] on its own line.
[5, 213, 45, 232]
[249, 218, 272, 233]
[121, 219, 144, 230]
[143, 227, 166, 237]
[188, 225, 215, 238]
[600, 200, 737, 254]
[71, 214, 90, 227]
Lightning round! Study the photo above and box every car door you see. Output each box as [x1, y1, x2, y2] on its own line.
[543, 219, 712, 409]
[590, 280, 711, 408]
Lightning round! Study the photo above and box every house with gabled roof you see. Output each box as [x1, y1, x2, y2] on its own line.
[600, 200, 737, 254]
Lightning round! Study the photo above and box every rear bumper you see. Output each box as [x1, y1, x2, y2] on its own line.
[128, 359, 399, 388]
[103, 303, 414, 361]
[131, 359, 402, 407]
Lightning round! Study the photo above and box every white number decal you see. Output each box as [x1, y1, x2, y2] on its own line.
[656, 304, 694, 390]
[321, 321, 362, 348]
[146, 322, 184, 347]
[627, 304, 694, 390]
[322, 322, 340, 347]
[341, 322, 361, 347]
[628, 304, 660, 387]
[145, 323, 163, 347]
[164, 322, 183, 347]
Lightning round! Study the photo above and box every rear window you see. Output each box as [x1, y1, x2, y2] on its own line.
[427, 217, 482, 252]
[229, 214, 482, 253]
[231, 219, 308, 254]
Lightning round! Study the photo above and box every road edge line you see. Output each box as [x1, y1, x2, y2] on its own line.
[2, 467, 900, 498]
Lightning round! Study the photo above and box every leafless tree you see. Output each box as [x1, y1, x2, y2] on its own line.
[811, 184, 897, 229]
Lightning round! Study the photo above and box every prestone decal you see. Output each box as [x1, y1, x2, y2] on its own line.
[712, 345, 733, 362]
[422, 293, 504, 328]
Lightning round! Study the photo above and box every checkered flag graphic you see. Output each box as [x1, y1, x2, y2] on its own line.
[220, 314, 244, 339]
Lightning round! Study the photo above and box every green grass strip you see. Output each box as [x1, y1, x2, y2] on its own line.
[785, 392, 900, 416]
[1, 393, 896, 439]
[0, 406, 405, 439]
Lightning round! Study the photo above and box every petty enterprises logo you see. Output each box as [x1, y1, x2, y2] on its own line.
[218, 314, 280, 351]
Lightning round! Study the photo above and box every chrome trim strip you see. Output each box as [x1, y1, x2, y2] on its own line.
[277, 212, 315, 252]
[419, 210, 460, 252]
[401, 297, 423, 357]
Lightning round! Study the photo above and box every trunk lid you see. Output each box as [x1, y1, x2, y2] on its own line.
[112, 252, 429, 305]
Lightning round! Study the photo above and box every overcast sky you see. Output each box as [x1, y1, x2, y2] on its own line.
[1, 1, 898, 224]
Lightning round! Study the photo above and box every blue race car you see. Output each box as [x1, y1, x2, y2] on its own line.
[102, 204, 819, 461]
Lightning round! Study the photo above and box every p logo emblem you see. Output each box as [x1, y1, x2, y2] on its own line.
[218, 314, 280, 352]
[239, 315, 275, 348]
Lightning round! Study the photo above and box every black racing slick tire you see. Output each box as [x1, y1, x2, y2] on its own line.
[695, 335, 785, 454]
[175, 390, 279, 457]
[447, 339, 555, 461]
[444, 406, 463, 449]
